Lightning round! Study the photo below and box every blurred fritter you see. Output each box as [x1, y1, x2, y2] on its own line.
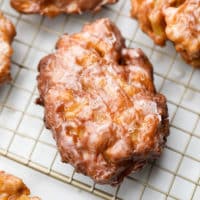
[131, 0, 200, 68]
[37, 18, 169, 185]
[0, 12, 16, 85]
[132, 0, 167, 46]
[0, 171, 40, 200]
[164, 0, 200, 67]
[11, 0, 117, 17]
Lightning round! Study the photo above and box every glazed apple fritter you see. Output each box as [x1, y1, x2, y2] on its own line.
[131, 0, 200, 68]
[0, 12, 16, 85]
[164, 0, 200, 67]
[0, 171, 40, 200]
[37, 18, 169, 185]
[10, 0, 117, 17]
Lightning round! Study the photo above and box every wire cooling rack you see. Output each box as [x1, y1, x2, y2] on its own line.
[0, 0, 200, 199]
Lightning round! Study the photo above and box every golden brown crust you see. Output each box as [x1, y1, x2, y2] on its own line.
[37, 18, 169, 185]
[131, 0, 200, 68]
[0, 171, 40, 200]
[11, 0, 117, 17]
[131, 0, 184, 46]
[0, 12, 16, 85]
[131, 0, 167, 46]
[164, 0, 200, 67]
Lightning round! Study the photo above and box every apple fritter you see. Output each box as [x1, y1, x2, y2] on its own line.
[164, 0, 200, 67]
[37, 18, 169, 185]
[131, 0, 200, 68]
[0, 171, 40, 200]
[0, 12, 16, 85]
[10, 0, 117, 17]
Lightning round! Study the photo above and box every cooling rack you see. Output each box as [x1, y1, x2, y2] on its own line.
[0, 0, 200, 199]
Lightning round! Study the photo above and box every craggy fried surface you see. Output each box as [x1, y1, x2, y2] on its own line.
[131, 0, 169, 46]
[37, 18, 169, 185]
[164, 0, 200, 67]
[131, 0, 200, 68]
[11, 0, 117, 17]
[0, 12, 16, 85]
[0, 171, 40, 200]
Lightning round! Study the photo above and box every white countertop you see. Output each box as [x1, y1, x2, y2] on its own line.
[0, 156, 101, 200]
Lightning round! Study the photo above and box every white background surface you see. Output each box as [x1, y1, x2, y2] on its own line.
[0, 156, 101, 200]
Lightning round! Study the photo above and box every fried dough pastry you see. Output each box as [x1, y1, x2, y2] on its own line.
[164, 0, 200, 67]
[131, 0, 184, 46]
[0, 171, 40, 200]
[10, 0, 117, 17]
[131, 0, 200, 68]
[131, 0, 167, 45]
[0, 12, 16, 85]
[37, 18, 169, 185]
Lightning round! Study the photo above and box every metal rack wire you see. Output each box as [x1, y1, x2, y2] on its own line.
[0, 0, 199, 199]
